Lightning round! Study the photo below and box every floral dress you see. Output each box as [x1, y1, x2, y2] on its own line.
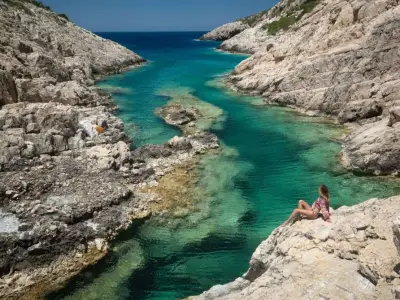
[312, 197, 330, 220]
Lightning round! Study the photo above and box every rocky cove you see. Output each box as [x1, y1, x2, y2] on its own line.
[0, 1, 400, 300]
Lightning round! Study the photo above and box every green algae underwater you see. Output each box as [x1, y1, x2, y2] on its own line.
[48, 32, 400, 300]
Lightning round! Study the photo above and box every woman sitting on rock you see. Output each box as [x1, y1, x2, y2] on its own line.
[283, 184, 331, 225]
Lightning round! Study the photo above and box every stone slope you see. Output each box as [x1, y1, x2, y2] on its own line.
[191, 196, 400, 300]
[204, 0, 400, 175]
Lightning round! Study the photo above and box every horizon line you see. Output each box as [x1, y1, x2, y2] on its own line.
[94, 30, 210, 33]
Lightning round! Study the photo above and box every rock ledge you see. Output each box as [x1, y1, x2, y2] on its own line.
[191, 197, 400, 300]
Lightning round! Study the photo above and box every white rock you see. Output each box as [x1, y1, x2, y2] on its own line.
[94, 238, 105, 251]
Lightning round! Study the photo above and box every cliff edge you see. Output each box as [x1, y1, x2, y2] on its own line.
[191, 197, 400, 300]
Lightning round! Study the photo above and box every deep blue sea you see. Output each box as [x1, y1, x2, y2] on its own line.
[49, 32, 400, 300]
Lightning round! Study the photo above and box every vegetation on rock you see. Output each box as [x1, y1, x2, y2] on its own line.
[239, 9, 270, 27]
[263, 0, 321, 35]
[31, 0, 51, 10]
[264, 15, 298, 35]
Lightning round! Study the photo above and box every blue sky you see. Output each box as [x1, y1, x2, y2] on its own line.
[41, 0, 277, 32]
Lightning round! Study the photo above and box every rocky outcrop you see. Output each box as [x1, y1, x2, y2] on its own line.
[341, 119, 400, 175]
[0, 98, 220, 299]
[0, 3, 224, 297]
[191, 196, 400, 300]
[199, 21, 249, 41]
[155, 90, 224, 135]
[203, 0, 400, 175]
[0, 109, 219, 298]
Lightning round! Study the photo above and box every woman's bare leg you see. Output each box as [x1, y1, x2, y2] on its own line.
[283, 208, 317, 225]
[298, 200, 312, 210]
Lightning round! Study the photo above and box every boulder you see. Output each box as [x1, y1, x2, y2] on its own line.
[342, 120, 400, 175]
[388, 107, 400, 127]
[168, 136, 192, 150]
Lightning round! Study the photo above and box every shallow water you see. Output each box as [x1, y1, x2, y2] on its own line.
[49, 32, 400, 300]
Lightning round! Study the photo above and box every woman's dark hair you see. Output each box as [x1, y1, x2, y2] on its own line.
[319, 184, 329, 201]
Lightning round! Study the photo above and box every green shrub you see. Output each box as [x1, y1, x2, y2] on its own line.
[300, 0, 320, 14]
[31, 0, 51, 10]
[263, 0, 321, 35]
[240, 9, 270, 27]
[265, 16, 297, 35]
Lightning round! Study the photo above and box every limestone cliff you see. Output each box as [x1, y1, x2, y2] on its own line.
[191, 197, 400, 300]
[205, 0, 400, 175]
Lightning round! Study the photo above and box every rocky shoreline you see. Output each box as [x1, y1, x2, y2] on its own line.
[0, 1, 222, 298]
[202, 0, 400, 176]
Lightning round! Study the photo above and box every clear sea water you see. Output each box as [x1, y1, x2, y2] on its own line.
[49, 32, 400, 300]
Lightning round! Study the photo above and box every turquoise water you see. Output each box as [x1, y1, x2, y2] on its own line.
[50, 32, 400, 300]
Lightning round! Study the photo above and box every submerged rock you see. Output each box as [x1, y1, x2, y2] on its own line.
[191, 196, 400, 300]
[155, 89, 224, 135]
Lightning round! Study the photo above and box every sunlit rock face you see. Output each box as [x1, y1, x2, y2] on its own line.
[199, 21, 250, 41]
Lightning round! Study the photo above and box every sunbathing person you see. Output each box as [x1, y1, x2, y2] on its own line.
[283, 184, 331, 225]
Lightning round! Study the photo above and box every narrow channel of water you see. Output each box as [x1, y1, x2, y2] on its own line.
[49, 32, 400, 300]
